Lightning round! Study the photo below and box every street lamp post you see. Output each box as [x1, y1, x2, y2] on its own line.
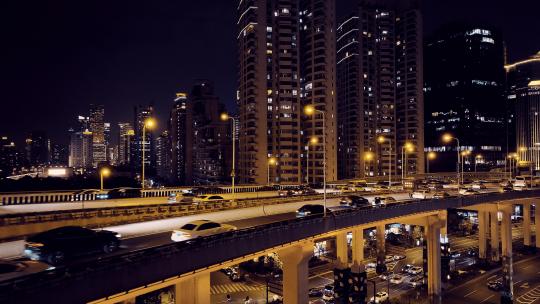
[401, 142, 413, 185]
[267, 157, 277, 185]
[426, 151, 436, 174]
[475, 154, 483, 172]
[307, 136, 318, 185]
[442, 134, 461, 188]
[377, 136, 392, 189]
[221, 113, 237, 198]
[141, 118, 156, 190]
[364, 151, 374, 178]
[100, 167, 111, 191]
[460, 150, 471, 182]
[304, 105, 327, 216]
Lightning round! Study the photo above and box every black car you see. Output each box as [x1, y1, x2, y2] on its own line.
[296, 204, 331, 217]
[107, 188, 141, 199]
[487, 280, 503, 291]
[24, 226, 121, 265]
[340, 195, 370, 208]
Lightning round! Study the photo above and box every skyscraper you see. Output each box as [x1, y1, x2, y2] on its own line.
[133, 105, 155, 174]
[191, 80, 231, 185]
[155, 130, 172, 182]
[25, 131, 50, 167]
[337, 0, 424, 179]
[68, 129, 93, 168]
[89, 104, 107, 167]
[236, 0, 336, 184]
[507, 51, 540, 171]
[0, 136, 22, 177]
[425, 25, 506, 172]
[169, 93, 193, 185]
[117, 122, 134, 166]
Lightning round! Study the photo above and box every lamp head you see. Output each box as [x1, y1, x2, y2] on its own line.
[100, 167, 111, 177]
[304, 105, 315, 116]
[377, 136, 386, 143]
[309, 137, 319, 145]
[144, 118, 156, 129]
[427, 151, 436, 160]
[220, 113, 229, 121]
[442, 133, 453, 143]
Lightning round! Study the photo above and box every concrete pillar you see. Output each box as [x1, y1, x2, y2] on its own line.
[279, 243, 313, 304]
[523, 203, 532, 246]
[478, 210, 488, 259]
[490, 210, 500, 262]
[352, 228, 365, 272]
[174, 272, 210, 304]
[376, 224, 386, 273]
[426, 216, 442, 301]
[536, 203, 540, 248]
[335, 231, 348, 269]
[500, 205, 514, 301]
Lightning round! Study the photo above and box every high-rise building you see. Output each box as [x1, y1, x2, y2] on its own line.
[507, 51, 540, 171]
[191, 80, 231, 185]
[68, 129, 93, 168]
[425, 25, 506, 172]
[300, 0, 337, 183]
[237, 0, 336, 184]
[117, 122, 134, 166]
[25, 131, 50, 167]
[170, 93, 193, 185]
[133, 105, 155, 174]
[336, 0, 424, 180]
[0, 136, 22, 177]
[51, 144, 68, 166]
[155, 130, 172, 182]
[89, 104, 107, 167]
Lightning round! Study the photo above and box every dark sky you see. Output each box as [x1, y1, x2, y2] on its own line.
[1, 0, 539, 146]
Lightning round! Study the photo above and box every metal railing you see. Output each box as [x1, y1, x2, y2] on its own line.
[1, 190, 539, 304]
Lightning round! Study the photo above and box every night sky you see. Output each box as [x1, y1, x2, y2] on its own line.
[1, 0, 539, 146]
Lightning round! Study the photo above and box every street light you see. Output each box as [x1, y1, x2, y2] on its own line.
[304, 104, 327, 216]
[221, 113, 237, 198]
[426, 151, 436, 174]
[364, 151, 375, 177]
[306, 136, 318, 184]
[442, 133, 461, 188]
[460, 150, 471, 182]
[475, 154, 483, 172]
[141, 117, 156, 190]
[100, 167, 111, 191]
[401, 142, 414, 184]
[267, 157, 278, 185]
[377, 135, 392, 189]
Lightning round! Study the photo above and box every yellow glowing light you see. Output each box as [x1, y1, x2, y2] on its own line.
[442, 133, 453, 143]
[310, 137, 319, 145]
[127, 130, 135, 136]
[377, 136, 386, 143]
[220, 113, 229, 121]
[304, 105, 315, 116]
[476, 154, 483, 159]
[100, 167, 111, 177]
[144, 118, 156, 129]
[364, 151, 374, 161]
[268, 157, 277, 165]
[519, 147, 527, 152]
[427, 151, 436, 160]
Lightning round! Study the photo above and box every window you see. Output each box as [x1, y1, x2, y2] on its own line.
[197, 222, 221, 231]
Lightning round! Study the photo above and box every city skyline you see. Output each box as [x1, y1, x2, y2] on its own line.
[1, 0, 539, 145]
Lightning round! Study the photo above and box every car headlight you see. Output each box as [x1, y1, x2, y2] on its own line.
[115, 233, 122, 238]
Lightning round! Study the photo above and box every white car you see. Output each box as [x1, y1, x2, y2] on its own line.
[192, 195, 227, 204]
[390, 274, 404, 284]
[411, 190, 430, 199]
[370, 291, 388, 303]
[409, 266, 423, 275]
[171, 220, 236, 242]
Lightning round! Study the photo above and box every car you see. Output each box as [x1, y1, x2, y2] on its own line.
[393, 255, 406, 261]
[384, 255, 394, 264]
[401, 264, 413, 274]
[168, 192, 196, 204]
[462, 189, 479, 196]
[500, 186, 513, 193]
[390, 274, 404, 284]
[471, 183, 487, 190]
[373, 196, 396, 207]
[408, 276, 424, 287]
[107, 187, 141, 199]
[278, 189, 293, 197]
[339, 195, 370, 208]
[366, 262, 377, 269]
[322, 285, 334, 301]
[433, 192, 450, 199]
[411, 190, 430, 199]
[308, 287, 324, 297]
[295, 204, 330, 217]
[192, 195, 227, 204]
[409, 266, 423, 275]
[379, 272, 392, 280]
[23, 226, 121, 265]
[370, 291, 389, 303]
[487, 280, 503, 291]
[171, 220, 236, 242]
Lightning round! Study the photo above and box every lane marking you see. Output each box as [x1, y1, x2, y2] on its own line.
[479, 294, 494, 303]
[464, 290, 478, 298]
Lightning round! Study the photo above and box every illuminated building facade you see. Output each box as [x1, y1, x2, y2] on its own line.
[133, 105, 155, 174]
[89, 104, 107, 167]
[0, 136, 22, 177]
[337, 0, 424, 179]
[507, 52, 540, 171]
[170, 93, 193, 185]
[117, 122, 134, 165]
[25, 131, 50, 167]
[425, 25, 506, 171]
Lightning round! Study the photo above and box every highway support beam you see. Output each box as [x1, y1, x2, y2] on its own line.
[478, 210, 489, 260]
[351, 228, 365, 273]
[335, 231, 349, 269]
[536, 203, 540, 248]
[426, 215, 444, 303]
[490, 209, 500, 262]
[279, 242, 313, 304]
[523, 203, 532, 247]
[174, 272, 210, 304]
[375, 224, 386, 274]
[500, 204, 514, 303]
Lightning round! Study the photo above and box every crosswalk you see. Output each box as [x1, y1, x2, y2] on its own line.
[211, 283, 265, 295]
[516, 285, 540, 304]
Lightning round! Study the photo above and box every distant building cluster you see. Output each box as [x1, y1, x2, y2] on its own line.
[2, 0, 538, 184]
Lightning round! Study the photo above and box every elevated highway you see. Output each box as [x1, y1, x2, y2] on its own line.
[1, 190, 539, 304]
